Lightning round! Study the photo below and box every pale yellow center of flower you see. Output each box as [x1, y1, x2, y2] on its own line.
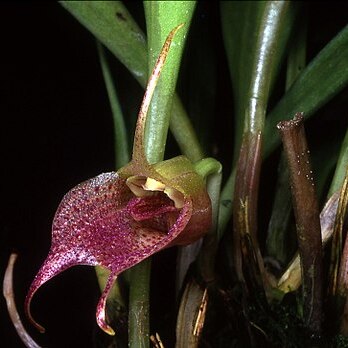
[126, 176, 184, 209]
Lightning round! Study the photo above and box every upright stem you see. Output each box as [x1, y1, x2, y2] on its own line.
[277, 113, 322, 334]
[128, 260, 151, 348]
[128, 14, 190, 346]
[232, 1, 292, 291]
[233, 132, 265, 288]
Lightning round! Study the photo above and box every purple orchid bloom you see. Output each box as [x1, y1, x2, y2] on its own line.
[25, 25, 212, 336]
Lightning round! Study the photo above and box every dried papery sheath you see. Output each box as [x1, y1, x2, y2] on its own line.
[25, 24, 212, 337]
[3, 254, 41, 348]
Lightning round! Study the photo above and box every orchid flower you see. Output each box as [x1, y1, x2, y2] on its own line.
[25, 24, 212, 336]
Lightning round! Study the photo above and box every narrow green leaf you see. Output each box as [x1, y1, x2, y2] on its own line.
[264, 24, 348, 158]
[218, 1, 297, 244]
[97, 42, 130, 169]
[221, 1, 297, 159]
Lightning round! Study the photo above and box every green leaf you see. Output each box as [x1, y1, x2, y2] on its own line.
[60, 1, 203, 162]
[221, 1, 298, 159]
[218, 1, 297, 244]
[264, 24, 348, 158]
[60, 1, 147, 84]
[144, 1, 197, 163]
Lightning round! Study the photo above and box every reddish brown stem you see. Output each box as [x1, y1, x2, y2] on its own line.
[277, 112, 322, 334]
[233, 132, 266, 293]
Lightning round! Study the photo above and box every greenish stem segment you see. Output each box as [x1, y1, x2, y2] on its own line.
[277, 113, 322, 334]
[128, 260, 151, 348]
[128, 4, 196, 347]
[218, 2, 296, 248]
[97, 41, 130, 169]
[194, 157, 222, 179]
[198, 168, 222, 283]
[217, 168, 235, 241]
[232, 2, 293, 292]
[143, 1, 196, 163]
[60, 0, 203, 162]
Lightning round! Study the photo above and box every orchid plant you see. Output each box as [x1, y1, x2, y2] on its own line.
[3, 2, 348, 348]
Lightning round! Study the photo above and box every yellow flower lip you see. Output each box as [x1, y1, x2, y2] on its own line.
[126, 175, 184, 209]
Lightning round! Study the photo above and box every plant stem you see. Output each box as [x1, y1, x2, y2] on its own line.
[277, 191, 339, 294]
[233, 1, 292, 290]
[97, 41, 130, 169]
[128, 260, 151, 348]
[233, 132, 264, 287]
[196, 159, 222, 283]
[143, 1, 197, 164]
[129, 4, 195, 346]
[277, 113, 322, 334]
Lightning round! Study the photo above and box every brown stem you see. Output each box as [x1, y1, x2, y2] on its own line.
[233, 132, 266, 293]
[277, 112, 322, 334]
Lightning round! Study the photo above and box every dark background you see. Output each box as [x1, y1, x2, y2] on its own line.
[1, 2, 348, 347]
[1, 2, 116, 347]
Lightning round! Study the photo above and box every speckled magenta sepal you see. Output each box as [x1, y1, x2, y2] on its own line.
[25, 172, 195, 334]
